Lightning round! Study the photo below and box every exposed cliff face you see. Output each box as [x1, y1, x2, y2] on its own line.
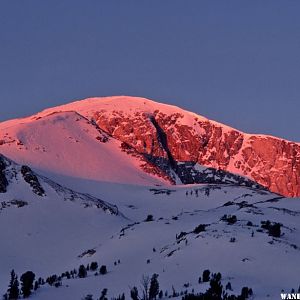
[242, 136, 300, 197]
[90, 99, 300, 197]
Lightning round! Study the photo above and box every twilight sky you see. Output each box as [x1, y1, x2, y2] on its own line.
[0, 1, 300, 141]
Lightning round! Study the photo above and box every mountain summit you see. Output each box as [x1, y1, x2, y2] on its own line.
[0, 96, 299, 197]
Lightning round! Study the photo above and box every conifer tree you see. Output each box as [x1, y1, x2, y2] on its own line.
[20, 271, 35, 298]
[99, 265, 107, 275]
[78, 265, 87, 278]
[149, 274, 159, 300]
[130, 287, 139, 300]
[7, 270, 19, 300]
[90, 262, 98, 271]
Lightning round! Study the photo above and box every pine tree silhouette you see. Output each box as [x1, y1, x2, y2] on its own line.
[7, 270, 19, 300]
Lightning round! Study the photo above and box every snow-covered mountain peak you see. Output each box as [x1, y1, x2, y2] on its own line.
[1, 96, 300, 197]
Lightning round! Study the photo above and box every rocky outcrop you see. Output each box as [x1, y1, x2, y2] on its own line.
[0, 155, 8, 193]
[93, 107, 300, 197]
[21, 165, 45, 196]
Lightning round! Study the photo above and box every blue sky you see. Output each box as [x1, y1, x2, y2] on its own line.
[0, 1, 300, 141]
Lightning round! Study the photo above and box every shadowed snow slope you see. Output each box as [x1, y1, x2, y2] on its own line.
[0, 165, 299, 299]
[0, 154, 123, 292]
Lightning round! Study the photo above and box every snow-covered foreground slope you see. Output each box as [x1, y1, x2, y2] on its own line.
[1, 160, 299, 300]
[0, 155, 124, 293]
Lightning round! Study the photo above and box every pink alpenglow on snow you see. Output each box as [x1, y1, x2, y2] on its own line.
[0, 96, 299, 197]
